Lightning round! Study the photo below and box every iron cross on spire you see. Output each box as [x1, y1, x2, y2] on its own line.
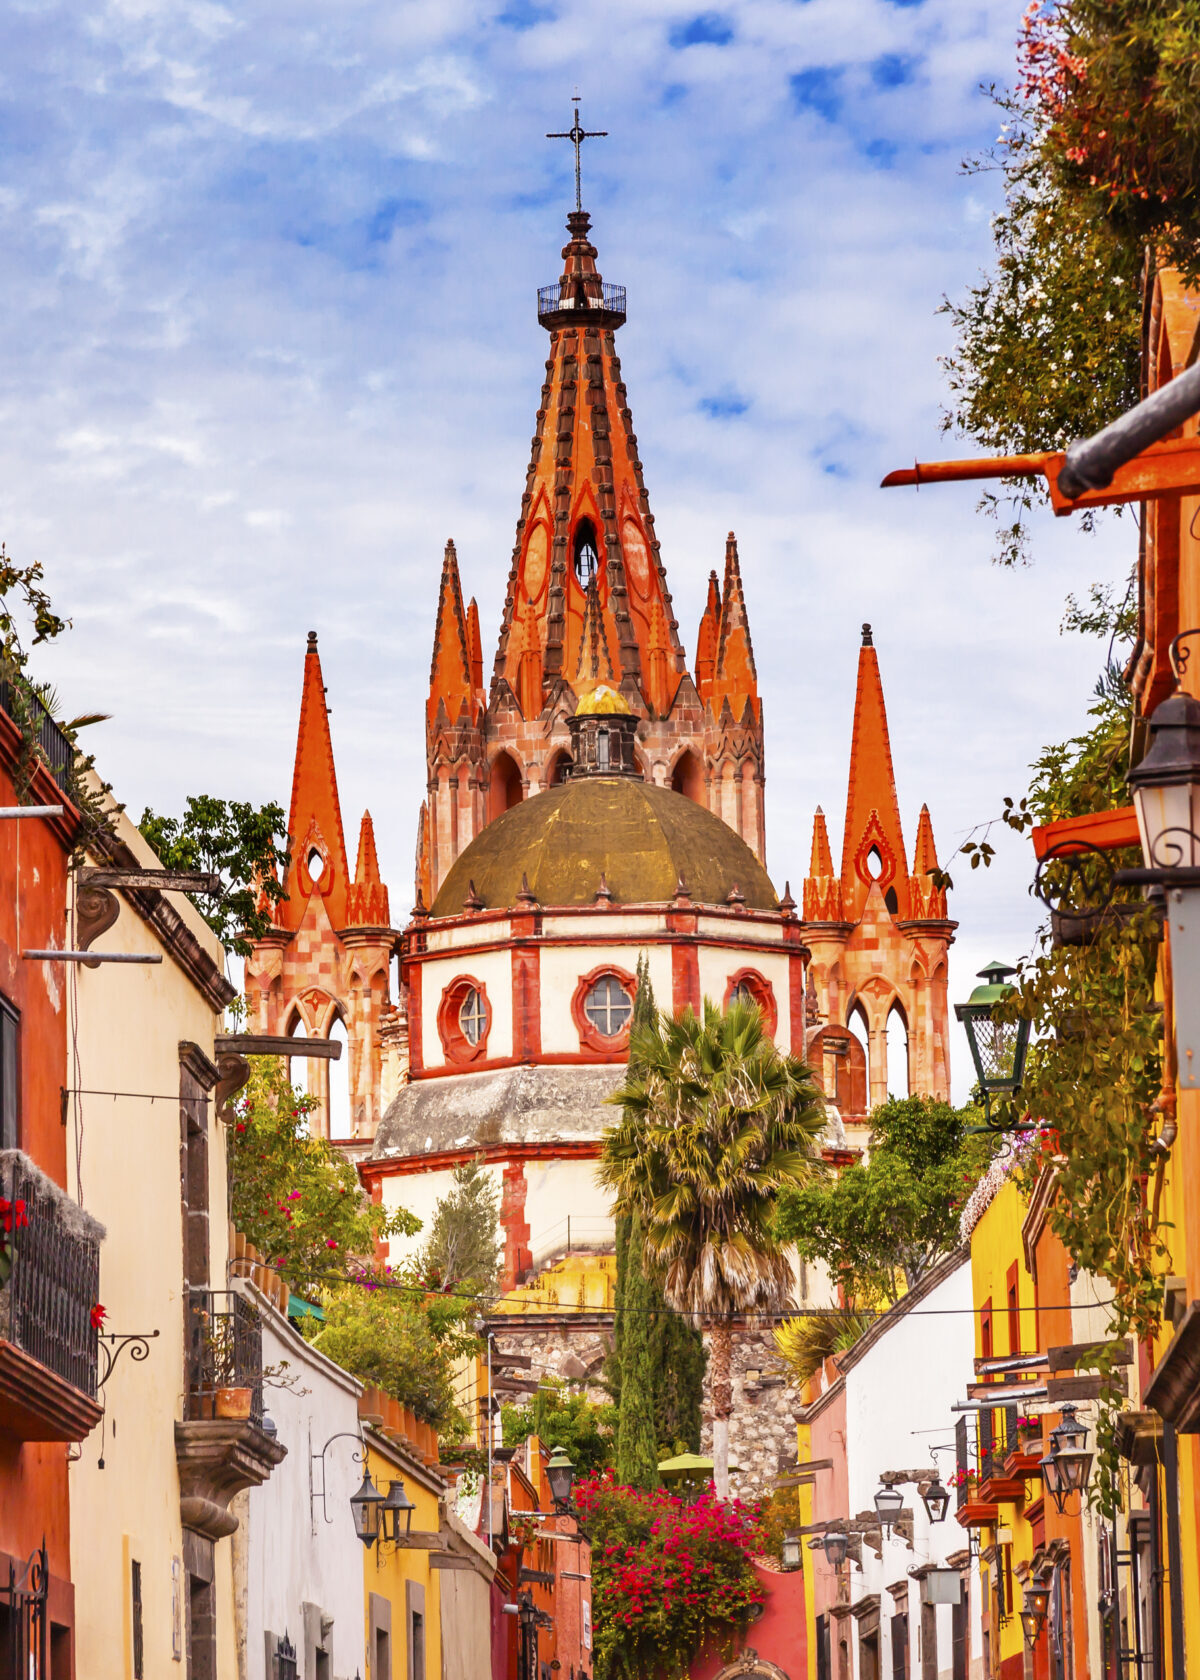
[547, 97, 607, 214]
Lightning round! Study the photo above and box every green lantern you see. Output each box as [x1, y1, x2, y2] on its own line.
[954, 961, 1031, 1119]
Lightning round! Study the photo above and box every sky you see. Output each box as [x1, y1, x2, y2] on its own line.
[0, 0, 1133, 1099]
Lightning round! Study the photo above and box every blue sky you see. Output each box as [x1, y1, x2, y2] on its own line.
[0, 0, 1130, 1096]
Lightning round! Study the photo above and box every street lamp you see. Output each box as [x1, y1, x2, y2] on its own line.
[546, 1446, 576, 1511]
[1039, 1404, 1093, 1514]
[809, 1530, 849, 1569]
[1127, 682, 1200, 874]
[921, 1475, 951, 1525]
[1020, 1577, 1052, 1646]
[955, 961, 1031, 1124]
[781, 1531, 803, 1571]
[381, 1478, 416, 1541]
[349, 1468, 385, 1547]
[873, 1483, 905, 1530]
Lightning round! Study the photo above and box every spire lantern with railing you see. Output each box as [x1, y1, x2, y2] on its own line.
[539, 100, 626, 326]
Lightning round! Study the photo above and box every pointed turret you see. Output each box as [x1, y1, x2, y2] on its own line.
[710, 534, 760, 722]
[277, 632, 350, 932]
[491, 209, 683, 714]
[645, 594, 673, 718]
[908, 804, 948, 920]
[428, 541, 474, 726]
[694, 571, 721, 704]
[572, 577, 618, 698]
[839, 623, 909, 922]
[466, 597, 484, 695]
[346, 811, 391, 928]
[516, 598, 544, 721]
[803, 808, 844, 921]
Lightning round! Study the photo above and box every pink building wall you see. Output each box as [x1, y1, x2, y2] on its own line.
[692, 1559, 808, 1679]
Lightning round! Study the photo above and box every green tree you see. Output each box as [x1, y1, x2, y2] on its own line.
[139, 795, 290, 956]
[229, 1057, 415, 1290]
[615, 1210, 660, 1489]
[501, 1382, 615, 1474]
[600, 997, 825, 1500]
[422, 1156, 501, 1292]
[777, 1095, 992, 1307]
[313, 1283, 471, 1435]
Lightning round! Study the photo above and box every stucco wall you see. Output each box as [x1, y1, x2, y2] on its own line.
[239, 1304, 366, 1680]
[67, 804, 234, 1678]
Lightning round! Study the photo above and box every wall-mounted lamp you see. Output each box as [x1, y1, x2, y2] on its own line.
[1020, 1576, 1052, 1646]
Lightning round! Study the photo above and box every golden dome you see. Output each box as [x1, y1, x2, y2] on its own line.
[574, 681, 634, 717]
[431, 778, 778, 915]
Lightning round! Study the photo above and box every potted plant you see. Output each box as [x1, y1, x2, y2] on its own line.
[214, 1386, 253, 1420]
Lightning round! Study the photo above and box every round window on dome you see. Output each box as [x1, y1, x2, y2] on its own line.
[459, 987, 488, 1046]
[584, 975, 633, 1038]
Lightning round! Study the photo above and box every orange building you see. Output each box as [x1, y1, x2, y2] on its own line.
[0, 696, 103, 1672]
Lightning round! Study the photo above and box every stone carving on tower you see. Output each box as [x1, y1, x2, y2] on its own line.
[244, 632, 401, 1143]
[801, 625, 956, 1144]
[417, 206, 767, 905]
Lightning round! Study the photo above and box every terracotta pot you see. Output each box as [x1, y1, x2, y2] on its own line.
[214, 1387, 252, 1420]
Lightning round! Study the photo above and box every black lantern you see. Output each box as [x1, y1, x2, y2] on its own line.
[781, 1531, 802, 1571]
[1127, 685, 1200, 873]
[809, 1530, 848, 1569]
[350, 1468, 385, 1547]
[955, 961, 1031, 1116]
[921, 1475, 951, 1525]
[546, 1446, 576, 1511]
[381, 1478, 416, 1541]
[1046, 1404, 1093, 1511]
[1020, 1577, 1051, 1646]
[873, 1483, 905, 1529]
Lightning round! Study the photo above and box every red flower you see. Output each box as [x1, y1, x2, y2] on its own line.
[235, 1123, 246, 1134]
[326, 1238, 338, 1249]
[90, 1303, 107, 1330]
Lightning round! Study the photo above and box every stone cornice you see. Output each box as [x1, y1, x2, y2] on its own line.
[175, 1418, 287, 1540]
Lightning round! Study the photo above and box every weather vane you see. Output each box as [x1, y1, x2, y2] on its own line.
[547, 96, 607, 214]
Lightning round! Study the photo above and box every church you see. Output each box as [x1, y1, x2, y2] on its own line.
[243, 189, 957, 1379]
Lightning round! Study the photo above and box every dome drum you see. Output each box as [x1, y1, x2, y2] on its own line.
[566, 708, 639, 779]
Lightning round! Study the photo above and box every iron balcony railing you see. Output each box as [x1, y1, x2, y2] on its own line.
[0, 1152, 100, 1398]
[537, 281, 627, 323]
[0, 679, 74, 795]
[955, 1403, 1021, 1505]
[186, 1289, 264, 1426]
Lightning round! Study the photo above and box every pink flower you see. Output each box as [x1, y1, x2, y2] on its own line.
[326, 1238, 338, 1249]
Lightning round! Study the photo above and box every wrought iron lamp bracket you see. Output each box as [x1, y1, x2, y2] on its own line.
[310, 1430, 368, 1527]
[97, 1329, 160, 1392]
[1168, 628, 1200, 681]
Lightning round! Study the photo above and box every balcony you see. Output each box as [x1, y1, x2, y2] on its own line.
[175, 1289, 285, 1540]
[537, 281, 627, 325]
[0, 1151, 103, 1441]
[0, 678, 74, 795]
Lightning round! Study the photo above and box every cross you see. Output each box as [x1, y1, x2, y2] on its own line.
[547, 97, 607, 214]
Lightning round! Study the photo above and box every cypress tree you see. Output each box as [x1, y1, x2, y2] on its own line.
[615, 1210, 660, 1489]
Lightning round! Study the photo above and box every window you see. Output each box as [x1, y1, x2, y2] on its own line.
[0, 996, 17, 1151]
[596, 729, 610, 770]
[584, 975, 632, 1037]
[573, 519, 599, 588]
[891, 1612, 909, 1680]
[1006, 1262, 1021, 1354]
[131, 1560, 144, 1680]
[459, 987, 487, 1046]
[411, 1611, 426, 1680]
[274, 1633, 298, 1680]
[307, 847, 325, 882]
[980, 1298, 993, 1362]
[724, 970, 778, 1038]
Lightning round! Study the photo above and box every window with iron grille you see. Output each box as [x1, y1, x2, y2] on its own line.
[131, 1560, 144, 1680]
[274, 1632, 298, 1680]
[0, 995, 18, 1151]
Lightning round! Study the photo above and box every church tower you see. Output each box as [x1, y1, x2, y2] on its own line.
[244, 632, 400, 1141]
[418, 206, 767, 903]
[802, 625, 956, 1138]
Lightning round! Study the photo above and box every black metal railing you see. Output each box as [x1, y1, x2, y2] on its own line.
[186, 1289, 264, 1426]
[537, 281, 627, 321]
[0, 1545, 48, 1680]
[0, 679, 74, 794]
[1, 1153, 100, 1398]
[955, 1415, 968, 1509]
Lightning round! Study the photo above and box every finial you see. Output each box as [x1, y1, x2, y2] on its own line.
[463, 879, 483, 912]
[861, 623, 873, 647]
[516, 872, 539, 907]
[411, 888, 430, 922]
[307, 630, 318, 646]
[547, 98, 607, 215]
[672, 873, 691, 905]
[725, 882, 745, 910]
[595, 872, 613, 904]
[779, 881, 797, 915]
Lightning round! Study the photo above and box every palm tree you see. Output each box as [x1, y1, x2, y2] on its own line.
[600, 996, 826, 1500]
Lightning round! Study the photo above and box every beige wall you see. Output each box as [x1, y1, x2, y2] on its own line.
[67, 803, 236, 1678]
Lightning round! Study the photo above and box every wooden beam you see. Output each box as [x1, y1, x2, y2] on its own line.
[78, 867, 223, 895]
[882, 435, 1200, 515]
[215, 1034, 342, 1061]
[1047, 1339, 1133, 1372]
[1047, 1372, 1127, 1403]
[1031, 807, 1141, 861]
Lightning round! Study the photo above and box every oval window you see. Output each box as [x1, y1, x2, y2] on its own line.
[584, 975, 633, 1038]
[458, 987, 488, 1046]
[307, 848, 326, 882]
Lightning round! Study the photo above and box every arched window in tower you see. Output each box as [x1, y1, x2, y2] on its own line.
[845, 1003, 870, 1117]
[865, 846, 884, 879]
[573, 519, 600, 589]
[546, 749, 572, 786]
[886, 1002, 910, 1098]
[326, 1014, 351, 1138]
[286, 1013, 314, 1133]
[884, 885, 899, 915]
[671, 749, 705, 805]
[307, 847, 325, 883]
[488, 751, 524, 822]
[596, 729, 610, 771]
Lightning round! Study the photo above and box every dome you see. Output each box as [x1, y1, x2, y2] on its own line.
[574, 680, 634, 717]
[431, 777, 778, 915]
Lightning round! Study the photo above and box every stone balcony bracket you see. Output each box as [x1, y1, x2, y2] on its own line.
[175, 1418, 287, 1541]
